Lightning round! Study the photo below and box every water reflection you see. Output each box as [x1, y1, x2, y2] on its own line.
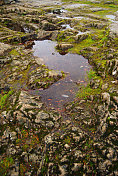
[32, 40, 91, 108]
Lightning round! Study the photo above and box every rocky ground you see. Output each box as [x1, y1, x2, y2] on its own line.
[0, 0, 118, 175]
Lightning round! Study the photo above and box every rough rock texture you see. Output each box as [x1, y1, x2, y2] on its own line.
[0, 0, 118, 175]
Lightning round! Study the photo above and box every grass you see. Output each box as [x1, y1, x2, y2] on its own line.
[76, 85, 101, 99]
[0, 90, 13, 110]
[0, 157, 14, 176]
[9, 49, 19, 56]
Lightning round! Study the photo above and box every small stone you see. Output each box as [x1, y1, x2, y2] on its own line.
[101, 92, 110, 105]
[57, 43, 73, 51]
[64, 144, 70, 149]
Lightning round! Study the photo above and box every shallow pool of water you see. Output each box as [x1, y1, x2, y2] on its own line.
[64, 3, 89, 9]
[31, 40, 91, 109]
[106, 15, 116, 21]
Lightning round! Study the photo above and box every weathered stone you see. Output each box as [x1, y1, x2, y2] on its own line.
[34, 56, 44, 65]
[0, 43, 12, 56]
[29, 153, 39, 163]
[113, 96, 118, 104]
[64, 144, 70, 149]
[46, 121, 54, 128]
[57, 43, 73, 51]
[72, 163, 82, 172]
[35, 111, 49, 123]
[101, 92, 110, 105]
[48, 70, 62, 78]
[41, 20, 58, 31]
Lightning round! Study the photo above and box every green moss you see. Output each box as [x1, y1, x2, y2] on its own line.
[76, 85, 102, 99]
[0, 90, 13, 110]
[9, 49, 19, 56]
[71, 36, 95, 54]
[0, 157, 14, 176]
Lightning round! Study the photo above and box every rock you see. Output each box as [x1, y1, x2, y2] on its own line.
[29, 153, 39, 163]
[0, 43, 12, 56]
[59, 165, 68, 176]
[99, 160, 112, 171]
[64, 144, 70, 149]
[46, 121, 54, 128]
[34, 56, 44, 65]
[24, 40, 34, 49]
[113, 96, 118, 105]
[90, 79, 100, 89]
[100, 122, 107, 134]
[74, 33, 88, 42]
[7, 146, 16, 155]
[107, 148, 115, 159]
[57, 43, 73, 51]
[90, 7, 106, 12]
[48, 70, 62, 79]
[38, 30, 52, 40]
[74, 150, 83, 159]
[44, 135, 53, 144]
[25, 172, 32, 176]
[0, 0, 15, 5]
[106, 59, 118, 78]
[102, 83, 108, 90]
[72, 163, 82, 171]
[35, 111, 49, 123]
[41, 20, 58, 31]
[101, 92, 110, 105]
[104, 1, 115, 4]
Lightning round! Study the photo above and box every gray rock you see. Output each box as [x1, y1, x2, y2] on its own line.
[41, 20, 58, 31]
[29, 153, 39, 163]
[102, 83, 108, 90]
[113, 96, 118, 105]
[101, 92, 110, 105]
[90, 7, 106, 12]
[46, 121, 54, 128]
[35, 56, 44, 65]
[72, 163, 82, 171]
[57, 43, 73, 51]
[0, 43, 12, 56]
[35, 111, 49, 123]
[107, 148, 115, 159]
[64, 144, 70, 149]
[44, 135, 53, 144]
[48, 70, 62, 78]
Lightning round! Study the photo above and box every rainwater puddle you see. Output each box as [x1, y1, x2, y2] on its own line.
[106, 15, 116, 22]
[64, 3, 89, 9]
[31, 40, 91, 109]
[61, 24, 74, 30]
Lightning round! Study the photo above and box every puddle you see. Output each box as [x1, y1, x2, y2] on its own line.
[77, 31, 86, 35]
[56, 15, 72, 19]
[31, 40, 91, 109]
[106, 15, 116, 22]
[74, 16, 84, 20]
[64, 3, 89, 9]
[61, 24, 74, 30]
[56, 15, 85, 20]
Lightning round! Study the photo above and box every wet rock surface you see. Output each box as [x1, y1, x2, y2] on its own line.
[0, 0, 118, 175]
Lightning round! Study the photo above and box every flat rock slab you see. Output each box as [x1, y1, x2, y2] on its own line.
[110, 22, 118, 36]
[18, 0, 62, 7]
[64, 3, 89, 9]
[90, 7, 106, 12]
[0, 43, 12, 56]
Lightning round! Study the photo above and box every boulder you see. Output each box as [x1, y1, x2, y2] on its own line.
[48, 70, 62, 78]
[0, 43, 12, 56]
[41, 20, 58, 31]
[101, 92, 110, 105]
[57, 43, 73, 51]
